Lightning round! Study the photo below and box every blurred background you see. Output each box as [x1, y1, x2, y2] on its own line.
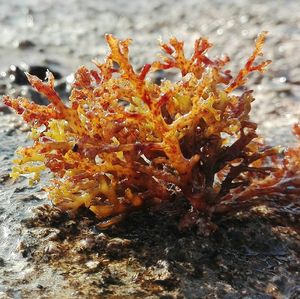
[0, 0, 300, 144]
[0, 0, 299, 72]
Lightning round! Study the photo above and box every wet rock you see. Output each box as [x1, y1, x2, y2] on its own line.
[8, 65, 28, 85]
[28, 65, 62, 81]
[150, 70, 166, 85]
[0, 257, 5, 267]
[37, 228, 61, 241]
[44, 241, 63, 255]
[32, 204, 67, 227]
[105, 237, 132, 259]
[55, 80, 67, 92]
[17, 40, 36, 49]
[15, 194, 44, 202]
[55, 79, 71, 100]
[150, 260, 171, 281]
[106, 237, 131, 249]
[0, 105, 12, 114]
[16, 241, 31, 258]
[28, 87, 49, 105]
[0, 292, 11, 299]
[6, 64, 62, 86]
[85, 260, 100, 271]
[4, 64, 68, 102]
[75, 238, 96, 252]
[0, 83, 7, 94]
[43, 58, 61, 66]
[0, 173, 10, 183]
[6, 85, 49, 105]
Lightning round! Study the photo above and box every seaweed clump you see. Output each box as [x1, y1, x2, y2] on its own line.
[3, 32, 300, 229]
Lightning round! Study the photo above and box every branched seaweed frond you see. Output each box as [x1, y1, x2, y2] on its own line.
[3, 32, 299, 229]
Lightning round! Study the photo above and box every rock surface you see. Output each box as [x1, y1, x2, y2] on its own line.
[0, 0, 300, 298]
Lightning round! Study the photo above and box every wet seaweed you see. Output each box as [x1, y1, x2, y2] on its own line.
[3, 32, 300, 230]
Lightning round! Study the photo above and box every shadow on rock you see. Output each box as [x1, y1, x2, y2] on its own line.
[20, 201, 300, 298]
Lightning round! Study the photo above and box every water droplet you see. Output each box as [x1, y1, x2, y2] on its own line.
[226, 20, 235, 28]
[66, 73, 74, 84]
[272, 77, 288, 85]
[240, 15, 249, 24]
[242, 30, 249, 37]
[10, 65, 17, 72]
[217, 28, 224, 36]
[279, 77, 287, 83]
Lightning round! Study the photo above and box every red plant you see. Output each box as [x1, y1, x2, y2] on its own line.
[3, 32, 299, 228]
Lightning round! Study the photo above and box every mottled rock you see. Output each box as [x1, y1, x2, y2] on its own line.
[16, 40, 36, 49]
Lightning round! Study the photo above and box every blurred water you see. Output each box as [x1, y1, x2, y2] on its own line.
[0, 0, 299, 73]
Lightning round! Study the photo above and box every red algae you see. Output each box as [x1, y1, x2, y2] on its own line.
[3, 32, 300, 229]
